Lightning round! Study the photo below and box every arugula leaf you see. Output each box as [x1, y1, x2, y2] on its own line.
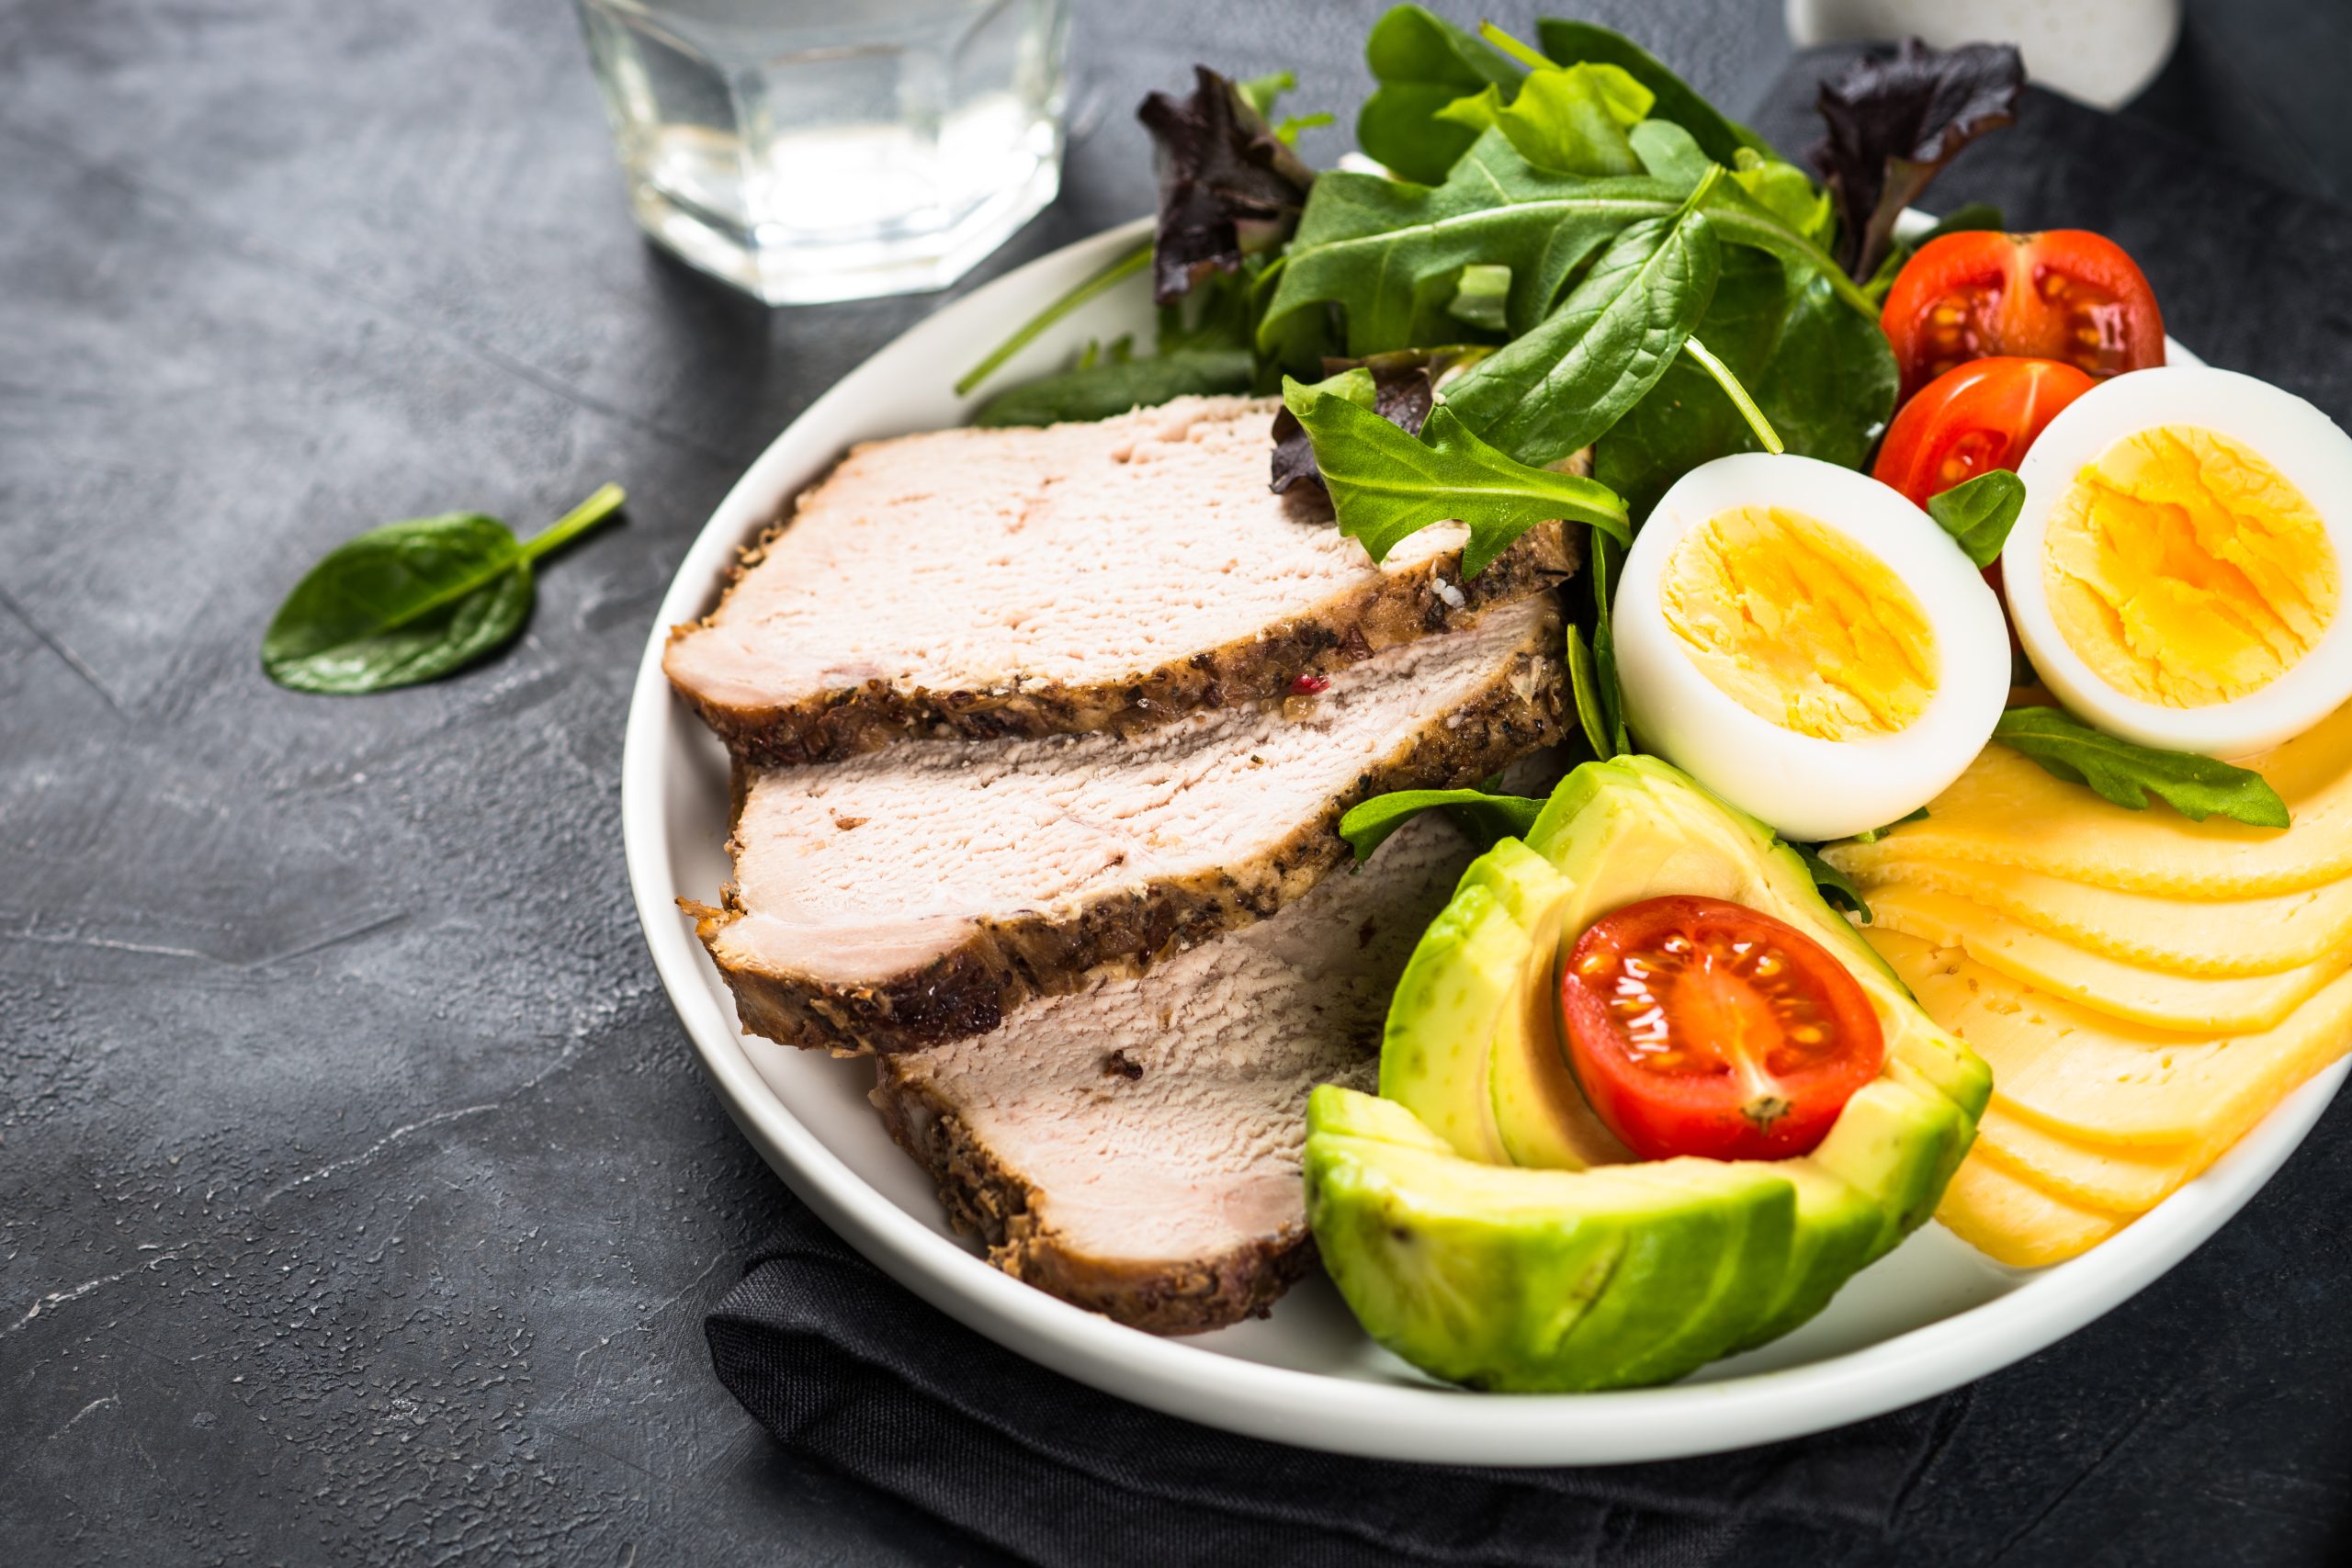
[1441, 197, 1722, 467]
[1267, 348, 1492, 492]
[1356, 5, 1525, 184]
[1790, 841, 1873, 922]
[1535, 17, 1771, 168]
[1281, 377, 1629, 575]
[1435, 59, 1652, 176]
[1993, 707, 2291, 828]
[1926, 468, 2026, 568]
[1263, 128, 1690, 356]
[1340, 786, 1545, 862]
[1811, 39, 2025, 282]
[1139, 66, 1317, 305]
[263, 485, 623, 695]
[972, 348, 1255, 428]
[1849, 807, 1928, 844]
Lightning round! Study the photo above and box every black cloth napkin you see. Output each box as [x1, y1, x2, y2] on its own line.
[708, 49, 2352, 1568]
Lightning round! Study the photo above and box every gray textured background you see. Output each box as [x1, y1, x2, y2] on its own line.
[4, 2, 2349, 1563]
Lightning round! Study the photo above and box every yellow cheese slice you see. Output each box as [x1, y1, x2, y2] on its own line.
[1973, 1103, 2197, 1213]
[1938, 1149, 2129, 1267]
[1866, 930, 2352, 1148]
[1818, 849, 2352, 976]
[1830, 698, 2352, 897]
[1858, 884, 2347, 1032]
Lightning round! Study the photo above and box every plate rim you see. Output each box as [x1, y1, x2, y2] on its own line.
[619, 216, 2347, 1466]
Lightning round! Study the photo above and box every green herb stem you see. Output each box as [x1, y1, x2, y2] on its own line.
[521, 483, 628, 563]
[1680, 336, 1784, 454]
[1476, 21, 1555, 73]
[954, 239, 1153, 397]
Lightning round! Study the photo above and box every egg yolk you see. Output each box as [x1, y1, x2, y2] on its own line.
[1660, 506, 1939, 741]
[2043, 424, 2337, 708]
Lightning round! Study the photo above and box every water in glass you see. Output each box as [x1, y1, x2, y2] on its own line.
[572, 0, 1069, 304]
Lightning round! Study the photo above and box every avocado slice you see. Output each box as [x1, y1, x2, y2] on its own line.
[1312, 758, 1992, 1392]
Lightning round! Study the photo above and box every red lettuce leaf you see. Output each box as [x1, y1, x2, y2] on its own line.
[1138, 66, 1317, 306]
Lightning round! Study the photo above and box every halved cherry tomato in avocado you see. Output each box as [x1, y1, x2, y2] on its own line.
[1871, 356, 2097, 508]
[1882, 230, 2164, 402]
[1558, 895, 1885, 1162]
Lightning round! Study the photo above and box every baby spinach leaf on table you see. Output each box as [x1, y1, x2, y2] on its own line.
[1261, 127, 1690, 356]
[1139, 65, 1317, 305]
[1281, 377, 1629, 577]
[1435, 59, 1652, 177]
[1340, 786, 1546, 862]
[1993, 707, 2291, 829]
[262, 484, 624, 695]
[1441, 199, 1722, 468]
[1356, 5, 1525, 183]
[1535, 17, 1771, 169]
[1790, 841, 1873, 922]
[1810, 39, 2025, 283]
[1927, 468, 2026, 567]
[972, 348, 1256, 428]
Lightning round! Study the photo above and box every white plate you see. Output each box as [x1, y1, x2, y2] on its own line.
[621, 217, 2347, 1465]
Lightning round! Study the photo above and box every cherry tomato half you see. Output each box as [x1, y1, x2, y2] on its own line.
[1558, 895, 1885, 1162]
[1882, 230, 2165, 402]
[1871, 356, 2097, 509]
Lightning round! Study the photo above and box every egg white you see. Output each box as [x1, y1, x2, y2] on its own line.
[1613, 453, 2012, 843]
[2001, 366, 2352, 759]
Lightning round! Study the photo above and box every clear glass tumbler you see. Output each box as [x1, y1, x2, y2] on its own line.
[571, 0, 1070, 305]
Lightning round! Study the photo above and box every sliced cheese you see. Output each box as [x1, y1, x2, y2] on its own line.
[1831, 698, 2352, 896]
[1818, 849, 2352, 976]
[1866, 929, 2352, 1149]
[1938, 1149, 2129, 1267]
[1859, 884, 2346, 1032]
[1973, 1103, 2197, 1213]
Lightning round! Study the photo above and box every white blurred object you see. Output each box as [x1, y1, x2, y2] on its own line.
[1786, 0, 2180, 108]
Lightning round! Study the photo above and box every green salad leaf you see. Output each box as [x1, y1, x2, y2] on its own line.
[262, 484, 624, 695]
[972, 348, 1255, 427]
[1340, 786, 1546, 862]
[1435, 56, 1651, 177]
[1926, 468, 2026, 567]
[1535, 17, 1771, 167]
[1356, 5, 1524, 183]
[1790, 840, 1873, 922]
[1281, 376, 1629, 576]
[1848, 807, 1928, 844]
[1993, 707, 2291, 828]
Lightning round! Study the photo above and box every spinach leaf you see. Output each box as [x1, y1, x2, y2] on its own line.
[1447, 264, 1511, 333]
[1926, 468, 2026, 567]
[1262, 127, 1690, 356]
[1340, 786, 1545, 862]
[263, 484, 624, 695]
[1535, 17, 1770, 168]
[1435, 60, 1652, 177]
[1993, 707, 2291, 828]
[1441, 198, 1722, 467]
[972, 348, 1256, 427]
[1281, 377, 1629, 575]
[1790, 841, 1873, 922]
[1811, 39, 2025, 282]
[1357, 5, 1525, 184]
[1139, 65, 1317, 305]
[1587, 532, 1629, 755]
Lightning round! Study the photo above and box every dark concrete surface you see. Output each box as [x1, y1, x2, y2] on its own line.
[2, 2, 2348, 1564]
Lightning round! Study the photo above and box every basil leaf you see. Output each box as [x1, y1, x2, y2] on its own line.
[1262, 128, 1690, 356]
[1281, 378, 1629, 575]
[1790, 841, 1873, 922]
[262, 485, 624, 695]
[1357, 6, 1525, 184]
[1434, 61, 1651, 176]
[1926, 468, 2026, 568]
[971, 348, 1255, 428]
[1993, 706, 2291, 829]
[1340, 786, 1545, 862]
[1441, 203, 1722, 466]
[1535, 17, 1771, 168]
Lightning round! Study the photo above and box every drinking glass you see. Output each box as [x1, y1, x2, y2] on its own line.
[571, 0, 1070, 305]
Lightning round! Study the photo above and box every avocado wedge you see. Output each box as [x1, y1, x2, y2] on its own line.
[1309, 758, 1991, 1392]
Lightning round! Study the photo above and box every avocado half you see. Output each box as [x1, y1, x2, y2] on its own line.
[1306, 757, 1992, 1393]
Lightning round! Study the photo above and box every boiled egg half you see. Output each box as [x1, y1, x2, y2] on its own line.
[1613, 453, 2011, 842]
[2003, 366, 2352, 757]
